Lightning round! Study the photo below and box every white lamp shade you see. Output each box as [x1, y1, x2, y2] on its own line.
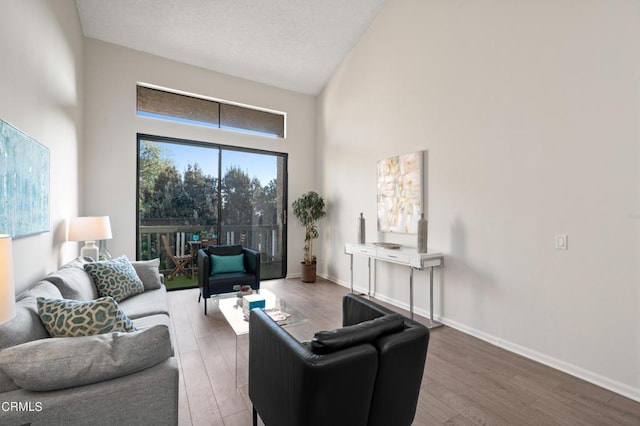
[0, 234, 16, 325]
[68, 216, 112, 242]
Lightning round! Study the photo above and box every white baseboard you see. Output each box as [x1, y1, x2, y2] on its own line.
[442, 316, 640, 403]
[318, 273, 640, 403]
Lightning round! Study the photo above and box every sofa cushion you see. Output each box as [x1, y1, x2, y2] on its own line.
[117, 286, 170, 319]
[37, 297, 137, 337]
[84, 256, 144, 302]
[132, 313, 171, 331]
[130, 258, 163, 290]
[211, 253, 246, 275]
[45, 257, 98, 300]
[0, 324, 173, 391]
[0, 281, 62, 392]
[132, 313, 175, 355]
[310, 314, 405, 355]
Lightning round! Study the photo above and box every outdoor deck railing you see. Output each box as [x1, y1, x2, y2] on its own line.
[139, 224, 280, 277]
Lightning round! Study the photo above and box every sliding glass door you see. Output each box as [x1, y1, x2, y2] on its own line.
[137, 134, 287, 285]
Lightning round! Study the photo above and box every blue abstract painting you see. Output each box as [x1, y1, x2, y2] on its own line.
[0, 119, 49, 238]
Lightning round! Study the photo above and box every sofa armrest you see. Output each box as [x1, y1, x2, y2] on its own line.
[249, 309, 378, 426]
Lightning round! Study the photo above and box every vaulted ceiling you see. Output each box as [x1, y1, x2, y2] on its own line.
[75, 0, 387, 95]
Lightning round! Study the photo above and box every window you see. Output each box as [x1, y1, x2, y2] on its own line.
[136, 85, 286, 138]
[137, 134, 288, 287]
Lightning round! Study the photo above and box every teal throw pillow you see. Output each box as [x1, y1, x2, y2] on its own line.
[37, 296, 137, 338]
[84, 255, 144, 302]
[211, 253, 246, 275]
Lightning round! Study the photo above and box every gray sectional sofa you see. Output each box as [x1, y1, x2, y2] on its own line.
[0, 256, 179, 426]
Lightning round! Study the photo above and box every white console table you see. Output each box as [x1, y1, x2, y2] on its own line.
[344, 243, 444, 328]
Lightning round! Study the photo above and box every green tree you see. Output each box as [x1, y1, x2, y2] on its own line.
[138, 141, 173, 218]
[139, 143, 281, 242]
[183, 163, 217, 226]
[253, 179, 278, 225]
[221, 166, 254, 225]
[148, 165, 184, 221]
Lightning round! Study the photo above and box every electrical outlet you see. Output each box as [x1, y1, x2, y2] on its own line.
[554, 234, 568, 250]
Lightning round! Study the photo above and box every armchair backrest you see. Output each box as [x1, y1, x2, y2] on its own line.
[249, 293, 429, 426]
[342, 294, 430, 426]
[198, 245, 261, 276]
[196, 245, 261, 314]
[207, 244, 243, 256]
[249, 308, 378, 426]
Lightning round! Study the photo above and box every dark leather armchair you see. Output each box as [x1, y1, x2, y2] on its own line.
[248, 293, 430, 426]
[197, 244, 261, 314]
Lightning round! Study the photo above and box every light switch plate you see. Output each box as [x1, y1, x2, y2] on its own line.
[555, 234, 568, 250]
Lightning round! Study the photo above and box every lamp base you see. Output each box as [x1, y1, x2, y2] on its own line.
[80, 241, 99, 262]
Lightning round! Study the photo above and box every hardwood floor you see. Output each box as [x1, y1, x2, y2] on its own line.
[168, 278, 640, 425]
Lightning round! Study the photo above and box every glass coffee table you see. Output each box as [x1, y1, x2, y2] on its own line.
[217, 289, 307, 385]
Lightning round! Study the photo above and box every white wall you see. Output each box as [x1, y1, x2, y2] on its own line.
[0, 0, 84, 294]
[83, 39, 317, 275]
[318, 0, 640, 400]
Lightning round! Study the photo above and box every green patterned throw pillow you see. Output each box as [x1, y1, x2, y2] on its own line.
[84, 256, 144, 302]
[37, 297, 137, 337]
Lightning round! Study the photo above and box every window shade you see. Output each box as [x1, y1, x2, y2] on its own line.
[220, 104, 285, 138]
[136, 86, 220, 126]
[136, 85, 285, 138]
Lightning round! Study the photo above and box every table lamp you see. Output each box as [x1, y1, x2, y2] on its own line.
[68, 216, 113, 261]
[0, 234, 16, 325]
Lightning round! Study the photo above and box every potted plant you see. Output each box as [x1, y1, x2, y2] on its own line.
[292, 191, 326, 282]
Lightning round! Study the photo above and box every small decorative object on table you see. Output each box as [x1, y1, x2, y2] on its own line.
[234, 284, 253, 298]
[242, 294, 266, 318]
[357, 213, 366, 244]
[417, 213, 428, 253]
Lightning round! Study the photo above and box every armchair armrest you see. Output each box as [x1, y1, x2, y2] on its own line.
[197, 249, 210, 289]
[242, 247, 261, 280]
[249, 309, 378, 426]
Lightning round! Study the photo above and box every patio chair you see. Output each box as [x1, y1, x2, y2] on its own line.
[161, 234, 191, 280]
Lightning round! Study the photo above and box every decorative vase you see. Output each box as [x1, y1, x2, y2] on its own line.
[417, 213, 428, 253]
[357, 213, 365, 244]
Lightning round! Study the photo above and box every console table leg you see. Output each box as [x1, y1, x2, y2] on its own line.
[410, 267, 414, 319]
[349, 254, 354, 293]
[367, 257, 371, 297]
[428, 266, 443, 329]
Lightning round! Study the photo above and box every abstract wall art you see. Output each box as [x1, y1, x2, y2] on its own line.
[0, 119, 50, 238]
[377, 151, 424, 234]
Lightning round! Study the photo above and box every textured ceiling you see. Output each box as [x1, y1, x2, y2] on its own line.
[75, 0, 387, 95]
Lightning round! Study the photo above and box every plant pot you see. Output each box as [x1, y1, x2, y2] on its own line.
[300, 262, 317, 283]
